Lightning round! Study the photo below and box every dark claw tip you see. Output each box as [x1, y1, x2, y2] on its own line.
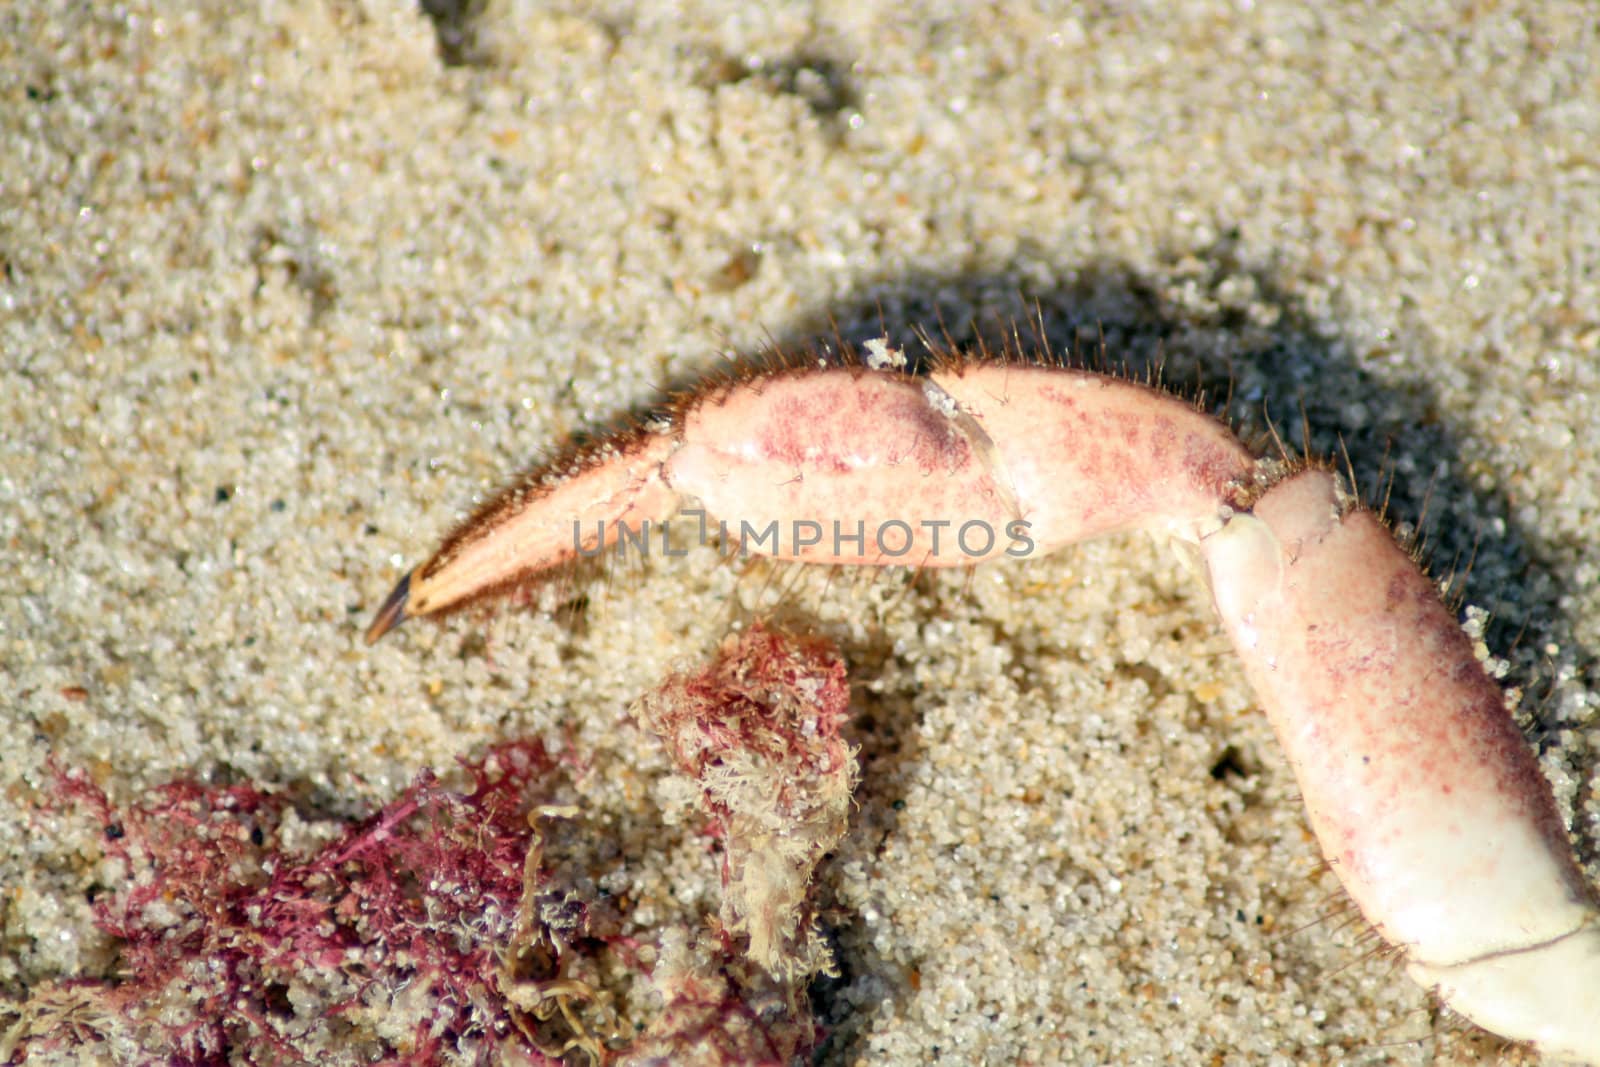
[364, 571, 412, 645]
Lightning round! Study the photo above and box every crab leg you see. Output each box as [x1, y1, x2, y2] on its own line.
[366, 428, 680, 639]
[1196, 469, 1600, 1061]
[368, 361, 1253, 636]
[366, 353, 1600, 1061]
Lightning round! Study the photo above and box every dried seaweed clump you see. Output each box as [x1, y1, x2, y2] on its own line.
[8, 742, 581, 1066]
[616, 927, 820, 1067]
[7, 625, 855, 1065]
[633, 621, 858, 981]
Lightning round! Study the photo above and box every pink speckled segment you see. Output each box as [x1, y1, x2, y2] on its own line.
[409, 429, 682, 617]
[930, 364, 1253, 550]
[668, 369, 1019, 566]
[1204, 470, 1590, 964]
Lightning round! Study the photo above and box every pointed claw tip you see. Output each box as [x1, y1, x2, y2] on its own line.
[364, 571, 412, 645]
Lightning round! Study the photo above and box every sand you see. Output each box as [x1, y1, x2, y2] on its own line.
[3, 1, 1597, 1063]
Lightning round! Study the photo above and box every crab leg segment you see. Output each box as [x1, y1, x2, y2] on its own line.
[1196, 469, 1600, 1060]
[663, 369, 1020, 566]
[365, 430, 680, 641]
[928, 363, 1253, 548]
[665, 364, 1256, 566]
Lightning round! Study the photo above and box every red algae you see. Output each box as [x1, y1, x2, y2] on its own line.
[15, 695, 840, 1066]
[634, 621, 857, 983]
[16, 743, 576, 1065]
